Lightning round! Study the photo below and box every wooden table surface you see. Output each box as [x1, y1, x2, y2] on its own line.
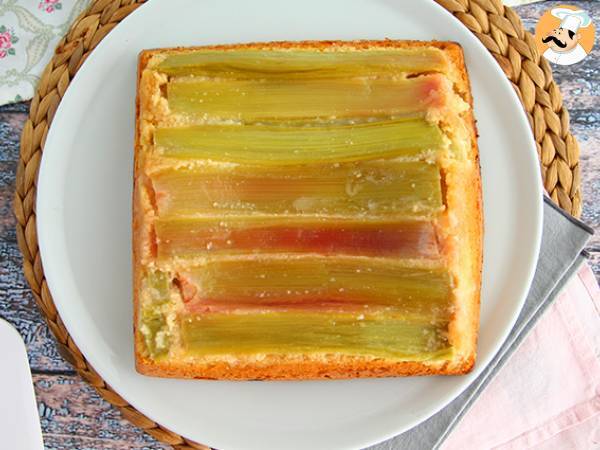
[0, 2, 598, 449]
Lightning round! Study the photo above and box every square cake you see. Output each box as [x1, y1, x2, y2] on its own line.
[133, 40, 482, 380]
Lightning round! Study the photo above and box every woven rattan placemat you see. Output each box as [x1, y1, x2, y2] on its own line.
[13, 0, 582, 448]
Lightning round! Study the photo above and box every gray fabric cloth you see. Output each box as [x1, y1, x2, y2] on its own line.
[369, 197, 594, 450]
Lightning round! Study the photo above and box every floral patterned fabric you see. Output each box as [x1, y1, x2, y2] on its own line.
[0, 0, 90, 105]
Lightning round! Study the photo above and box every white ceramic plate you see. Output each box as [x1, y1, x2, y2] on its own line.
[36, 1, 543, 449]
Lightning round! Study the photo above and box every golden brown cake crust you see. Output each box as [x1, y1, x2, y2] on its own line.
[136, 354, 459, 380]
[133, 40, 482, 380]
[139, 39, 466, 57]
[444, 42, 482, 374]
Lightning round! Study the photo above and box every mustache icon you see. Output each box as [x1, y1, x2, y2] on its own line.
[542, 35, 567, 48]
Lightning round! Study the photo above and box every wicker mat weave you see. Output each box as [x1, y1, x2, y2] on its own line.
[13, 0, 582, 448]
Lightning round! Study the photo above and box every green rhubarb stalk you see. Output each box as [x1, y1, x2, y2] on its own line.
[154, 48, 449, 78]
[151, 160, 442, 218]
[180, 256, 452, 309]
[167, 74, 447, 121]
[154, 118, 444, 164]
[139, 270, 172, 359]
[180, 311, 452, 360]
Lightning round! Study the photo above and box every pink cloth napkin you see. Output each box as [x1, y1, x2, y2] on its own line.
[443, 263, 600, 449]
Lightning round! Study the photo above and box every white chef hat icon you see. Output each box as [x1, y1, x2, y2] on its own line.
[551, 8, 592, 33]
